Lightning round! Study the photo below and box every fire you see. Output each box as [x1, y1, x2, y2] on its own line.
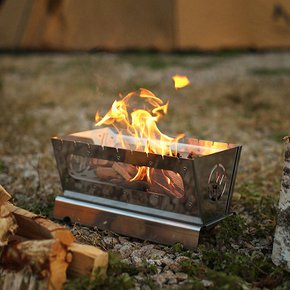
[201, 140, 229, 155]
[95, 88, 184, 188]
[172, 75, 190, 89]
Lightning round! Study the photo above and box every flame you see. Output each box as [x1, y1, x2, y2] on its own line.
[201, 140, 229, 155]
[95, 88, 184, 186]
[172, 75, 190, 89]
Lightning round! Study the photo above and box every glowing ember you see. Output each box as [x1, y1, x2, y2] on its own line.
[95, 88, 184, 192]
[172, 75, 190, 89]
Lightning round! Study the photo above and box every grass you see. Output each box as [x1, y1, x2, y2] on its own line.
[216, 214, 246, 246]
[0, 160, 6, 174]
[269, 131, 289, 142]
[0, 52, 290, 289]
[22, 194, 55, 216]
[118, 53, 226, 71]
[64, 251, 166, 290]
[64, 252, 137, 290]
[250, 67, 290, 76]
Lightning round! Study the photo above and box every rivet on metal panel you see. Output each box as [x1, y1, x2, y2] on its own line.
[87, 144, 92, 156]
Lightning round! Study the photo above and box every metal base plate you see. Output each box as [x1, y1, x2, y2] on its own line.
[54, 195, 201, 248]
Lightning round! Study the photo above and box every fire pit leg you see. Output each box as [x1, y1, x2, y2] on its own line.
[272, 136, 290, 271]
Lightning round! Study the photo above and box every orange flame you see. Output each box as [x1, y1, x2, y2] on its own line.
[95, 88, 184, 184]
[201, 140, 229, 155]
[172, 75, 190, 89]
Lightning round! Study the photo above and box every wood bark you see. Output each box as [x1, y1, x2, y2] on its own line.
[95, 162, 137, 181]
[112, 162, 134, 181]
[272, 136, 290, 271]
[0, 186, 17, 246]
[0, 185, 11, 204]
[95, 167, 121, 179]
[0, 187, 109, 288]
[0, 239, 69, 290]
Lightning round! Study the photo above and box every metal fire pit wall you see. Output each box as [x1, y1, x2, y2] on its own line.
[52, 128, 242, 248]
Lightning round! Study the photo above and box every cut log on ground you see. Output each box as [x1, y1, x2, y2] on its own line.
[0, 185, 17, 246]
[67, 242, 108, 278]
[0, 185, 11, 204]
[0, 186, 109, 288]
[0, 239, 69, 290]
[272, 136, 290, 271]
[5, 203, 75, 246]
[0, 203, 17, 246]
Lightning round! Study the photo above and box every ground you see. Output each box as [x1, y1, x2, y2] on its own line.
[0, 51, 290, 289]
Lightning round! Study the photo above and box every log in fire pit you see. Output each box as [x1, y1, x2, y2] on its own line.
[52, 88, 242, 248]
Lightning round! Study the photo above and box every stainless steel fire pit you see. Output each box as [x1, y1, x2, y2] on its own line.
[52, 127, 241, 248]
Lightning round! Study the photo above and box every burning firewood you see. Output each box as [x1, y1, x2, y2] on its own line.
[166, 171, 184, 191]
[112, 162, 136, 181]
[124, 180, 149, 191]
[150, 169, 184, 198]
[272, 136, 290, 271]
[95, 166, 121, 180]
[95, 162, 137, 182]
[91, 158, 113, 167]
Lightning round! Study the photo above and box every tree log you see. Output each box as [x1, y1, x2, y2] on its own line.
[0, 185, 11, 205]
[0, 204, 17, 246]
[91, 158, 113, 167]
[67, 243, 108, 279]
[0, 239, 69, 290]
[0, 268, 48, 290]
[5, 203, 75, 246]
[0, 186, 17, 246]
[272, 136, 290, 271]
[95, 167, 121, 180]
[112, 162, 134, 181]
